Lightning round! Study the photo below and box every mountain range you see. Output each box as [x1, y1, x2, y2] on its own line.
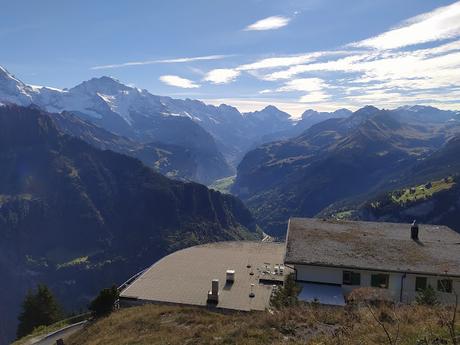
[321, 134, 460, 227]
[0, 104, 260, 343]
[2, 64, 460, 343]
[0, 66, 351, 184]
[232, 105, 460, 236]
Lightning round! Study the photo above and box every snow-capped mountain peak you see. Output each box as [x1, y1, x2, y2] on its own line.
[0, 66, 36, 106]
[71, 76, 132, 96]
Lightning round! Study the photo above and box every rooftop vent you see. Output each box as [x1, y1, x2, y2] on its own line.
[226, 270, 235, 283]
[411, 220, 419, 241]
[207, 279, 219, 304]
[249, 283, 255, 298]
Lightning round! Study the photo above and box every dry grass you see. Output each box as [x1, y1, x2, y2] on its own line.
[65, 303, 460, 345]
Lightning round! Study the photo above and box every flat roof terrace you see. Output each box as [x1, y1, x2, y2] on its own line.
[120, 241, 289, 311]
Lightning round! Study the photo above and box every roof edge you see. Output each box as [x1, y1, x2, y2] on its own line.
[284, 261, 460, 278]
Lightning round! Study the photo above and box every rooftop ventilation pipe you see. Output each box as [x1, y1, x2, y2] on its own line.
[411, 220, 419, 241]
[207, 279, 219, 304]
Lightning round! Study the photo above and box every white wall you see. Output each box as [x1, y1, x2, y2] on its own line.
[295, 265, 343, 285]
[402, 274, 460, 304]
[294, 264, 460, 304]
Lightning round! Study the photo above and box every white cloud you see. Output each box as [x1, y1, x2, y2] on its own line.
[204, 69, 241, 84]
[264, 54, 370, 80]
[299, 91, 330, 103]
[91, 55, 230, 70]
[159, 75, 199, 88]
[273, 78, 331, 103]
[239, 54, 317, 70]
[164, 3, 460, 111]
[237, 51, 351, 71]
[351, 1, 460, 49]
[200, 52, 349, 85]
[244, 16, 290, 31]
[277, 78, 328, 92]
[259, 89, 273, 94]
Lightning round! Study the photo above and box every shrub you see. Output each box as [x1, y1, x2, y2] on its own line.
[271, 274, 300, 309]
[89, 285, 119, 317]
[416, 286, 439, 306]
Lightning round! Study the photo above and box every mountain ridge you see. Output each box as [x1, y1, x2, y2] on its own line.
[0, 103, 260, 343]
[0, 65, 358, 170]
[232, 105, 460, 236]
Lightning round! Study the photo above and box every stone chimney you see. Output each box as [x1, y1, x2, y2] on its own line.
[410, 220, 419, 241]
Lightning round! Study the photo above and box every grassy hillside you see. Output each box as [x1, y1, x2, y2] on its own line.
[65, 304, 459, 345]
[326, 175, 460, 233]
[209, 175, 235, 194]
[389, 177, 456, 205]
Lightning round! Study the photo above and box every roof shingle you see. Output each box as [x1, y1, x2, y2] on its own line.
[284, 218, 460, 277]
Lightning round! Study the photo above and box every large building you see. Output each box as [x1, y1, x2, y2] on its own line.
[119, 218, 460, 310]
[120, 241, 290, 311]
[285, 218, 460, 305]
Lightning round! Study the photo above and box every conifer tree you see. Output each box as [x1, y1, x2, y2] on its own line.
[16, 284, 62, 339]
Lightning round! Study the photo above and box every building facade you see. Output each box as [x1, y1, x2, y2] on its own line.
[293, 264, 459, 304]
[284, 218, 460, 305]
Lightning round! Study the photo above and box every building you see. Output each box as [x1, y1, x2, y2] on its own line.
[284, 218, 460, 305]
[120, 241, 290, 311]
[119, 218, 460, 310]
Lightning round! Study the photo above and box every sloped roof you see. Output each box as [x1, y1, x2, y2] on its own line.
[285, 218, 460, 277]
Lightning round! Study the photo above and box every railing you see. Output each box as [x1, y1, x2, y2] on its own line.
[117, 267, 148, 293]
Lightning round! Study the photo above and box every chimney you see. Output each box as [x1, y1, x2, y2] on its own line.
[207, 279, 219, 304]
[212, 279, 219, 295]
[410, 220, 419, 241]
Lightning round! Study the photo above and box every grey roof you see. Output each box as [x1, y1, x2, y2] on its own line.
[120, 241, 290, 311]
[285, 218, 460, 277]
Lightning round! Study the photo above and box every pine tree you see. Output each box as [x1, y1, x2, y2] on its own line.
[16, 284, 63, 339]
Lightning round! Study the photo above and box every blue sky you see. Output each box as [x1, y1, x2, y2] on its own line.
[1, 0, 459, 116]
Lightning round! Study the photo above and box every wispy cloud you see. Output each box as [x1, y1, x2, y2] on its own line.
[276, 78, 331, 103]
[204, 69, 241, 84]
[238, 53, 322, 70]
[350, 1, 460, 50]
[200, 1, 460, 112]
[159, 75, 199, 88]
[200, 52, 345, 85]
[244, 16, 290, 31]
[277, 78, 328, 92]
[91, 55, 230, 70]
[299, 91, 330, 103]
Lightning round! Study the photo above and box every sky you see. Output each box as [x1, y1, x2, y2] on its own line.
[1, 0, 460, 117]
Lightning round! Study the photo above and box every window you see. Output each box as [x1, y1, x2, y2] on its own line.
[437, 279, 453, 293]
[415, 277, 427, 292]
[343, 271, 361, 285]
[371, 274, 389, 289]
